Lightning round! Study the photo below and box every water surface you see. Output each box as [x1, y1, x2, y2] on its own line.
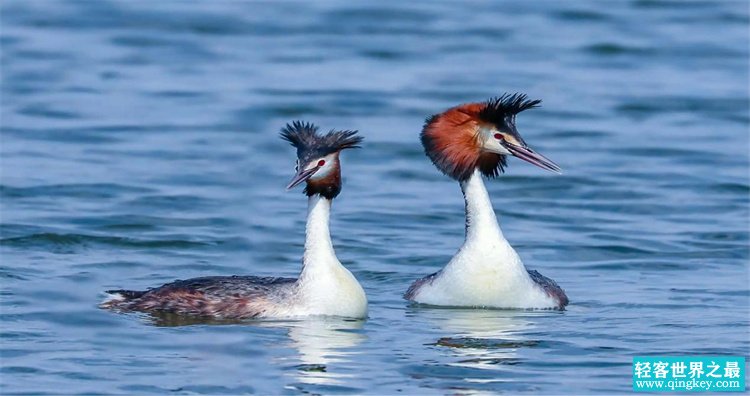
[1, 0, 748, 394]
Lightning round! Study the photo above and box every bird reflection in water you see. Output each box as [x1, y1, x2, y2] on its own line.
[410, 307, 537, 369]
[144, 312, 365, 387]
[277, 318, 365, 387]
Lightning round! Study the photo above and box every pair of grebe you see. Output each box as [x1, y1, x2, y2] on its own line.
[102, 94, 568, 319]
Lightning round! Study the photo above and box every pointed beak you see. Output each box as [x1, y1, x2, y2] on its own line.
[286, 166, 319, 190]
[502, 141, 562, 174]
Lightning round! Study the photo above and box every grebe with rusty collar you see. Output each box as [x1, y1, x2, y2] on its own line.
[405, 94, 569, 310]
[101, 121, 368, 319]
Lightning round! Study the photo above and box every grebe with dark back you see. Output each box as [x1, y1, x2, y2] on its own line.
[101, 122, 368, 319]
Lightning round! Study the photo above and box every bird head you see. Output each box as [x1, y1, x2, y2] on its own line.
[420, 93, 560, 181]
[280, 121, 363, 199]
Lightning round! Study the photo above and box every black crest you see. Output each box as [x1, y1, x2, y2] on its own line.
[280, 121, 362, 200]
[478, 93, 541, 129]
[280, 121, 362, 164]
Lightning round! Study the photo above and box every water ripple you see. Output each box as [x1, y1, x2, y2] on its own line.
[1, 0, 747, 394]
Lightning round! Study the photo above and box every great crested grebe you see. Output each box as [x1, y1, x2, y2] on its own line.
[101, 121, 368, 319]
[404, 94, 569, 310]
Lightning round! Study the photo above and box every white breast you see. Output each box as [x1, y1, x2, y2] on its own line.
[289, 195, 368, 318]
[408, 170, 559, 310]
[411, 240, 557, 309]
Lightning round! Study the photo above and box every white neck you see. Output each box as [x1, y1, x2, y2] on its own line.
[301, 195, 338, 269]
[460, 169, 505, 244]
[442, 168, 525, 275]
[409, 169, 555, 309]
[294, 194, 368, 318]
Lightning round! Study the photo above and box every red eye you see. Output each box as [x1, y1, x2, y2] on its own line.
[318, 160, 326, 166]
[494, 133, 503, 140]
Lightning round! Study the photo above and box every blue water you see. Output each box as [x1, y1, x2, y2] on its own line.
[1, 1, 748, 394]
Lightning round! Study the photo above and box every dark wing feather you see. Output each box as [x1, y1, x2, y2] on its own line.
[105, 276, 296, 319]
[404, 271, 440, 301]
[151, 275, 294, 296]
[527, 270, 569, 310]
